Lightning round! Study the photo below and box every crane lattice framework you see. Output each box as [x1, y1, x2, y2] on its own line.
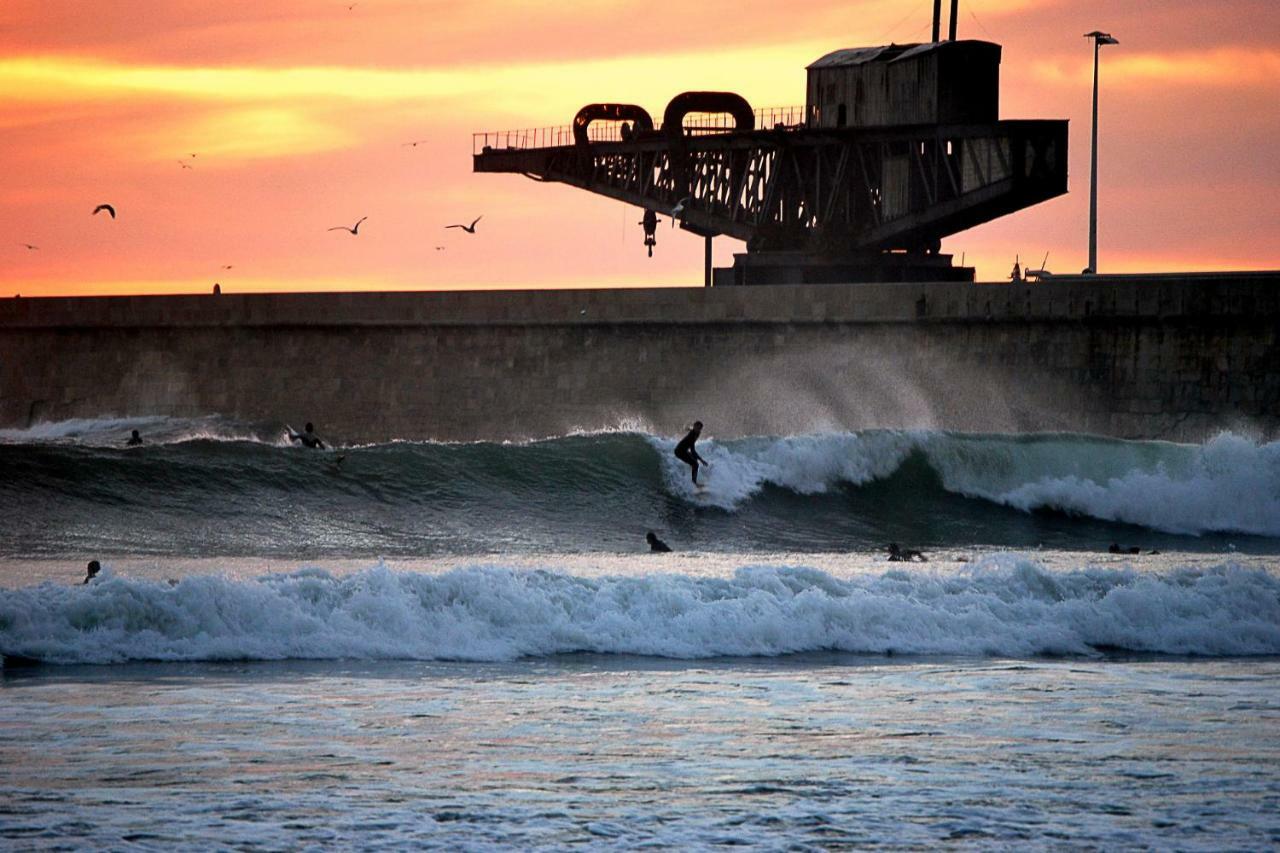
[473, 40, 1069, 284]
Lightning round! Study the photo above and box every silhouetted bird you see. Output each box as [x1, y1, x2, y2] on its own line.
[220, 264, 233, 270]
[19, 243, 38, 250]
[92, 204, 116, 219]
[401, 139, 428, 147]
[446, 216, 482, 234]
[434, 246, 446, 251]
[178, 160, 193, 170]
[669, 197, 690, 227]
[328, 216, 368, 235]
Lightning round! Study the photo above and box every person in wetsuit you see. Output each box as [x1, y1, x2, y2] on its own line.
[83, 560, 101, 584]
[646, 531, 672, 552]
[887, 543, 927, 562]
[674, 421, 708, 485]
[126, 429, 143, 446]
[289, 422, 326, 449]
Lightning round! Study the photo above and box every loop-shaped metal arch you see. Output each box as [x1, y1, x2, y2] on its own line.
[662, 91, 755, 143]
[572, 104, 655, 147]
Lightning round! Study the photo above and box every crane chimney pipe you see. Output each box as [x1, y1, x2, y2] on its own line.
[949, 0, 959, 40]
[932, 0, 942, 42]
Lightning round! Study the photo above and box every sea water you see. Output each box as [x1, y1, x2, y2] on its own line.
[2, 417, 1278, 848]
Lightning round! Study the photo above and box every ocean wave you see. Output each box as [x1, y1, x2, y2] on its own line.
[4, 417, 1279, 543]
[650, 430, 1280, 537]
[0, 414, 281, 447]
[2, 559, 1278, 664]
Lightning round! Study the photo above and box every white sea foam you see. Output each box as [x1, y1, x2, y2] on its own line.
[0, 414, 284, 447]
[653, 430, 1280, 537]
[652, 431, 918, 508]
[3, 558, 1278, 664]
[0, 415, 170, 444]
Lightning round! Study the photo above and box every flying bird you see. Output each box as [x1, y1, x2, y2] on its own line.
[92, 204, 116, 219]
[328, 216, 368, 235]
[18, 243, 38, 250]
[445, 216, 482, 234]
[220, 264, 234, 270]
[434, 246, 446, 251]
[401, 139, 429, 148]
[178, 160, 193, 169]
[669, 197, 690, 227]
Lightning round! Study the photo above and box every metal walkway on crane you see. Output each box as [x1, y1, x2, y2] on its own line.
[473, 38, 1068, 285]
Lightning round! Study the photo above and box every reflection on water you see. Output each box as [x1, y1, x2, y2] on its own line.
[3, 656, 1279, 847]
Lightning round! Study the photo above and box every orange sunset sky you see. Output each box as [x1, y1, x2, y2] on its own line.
[2, 0, 1278, 296]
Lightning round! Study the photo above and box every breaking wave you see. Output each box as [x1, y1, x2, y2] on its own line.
[3, 559, 1278, 664]
[2, 417, 1278, 560]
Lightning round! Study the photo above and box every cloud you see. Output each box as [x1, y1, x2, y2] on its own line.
[1033, 47, 1280, 90]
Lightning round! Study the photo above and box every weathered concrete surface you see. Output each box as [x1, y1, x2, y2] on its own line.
[1, 272, 1277, 442]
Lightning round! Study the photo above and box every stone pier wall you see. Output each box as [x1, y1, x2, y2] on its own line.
[1, 272, 1276, 442]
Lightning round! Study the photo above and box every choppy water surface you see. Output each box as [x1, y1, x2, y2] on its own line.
[2, 417, 1279, 847]
[4, 656, 1278, 848]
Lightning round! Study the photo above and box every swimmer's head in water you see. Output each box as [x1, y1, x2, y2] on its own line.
[86, 559, 101, 577]
[693, 421, 702, 431]
[131, 429, 140, 439]
[305, 422, 315, 433]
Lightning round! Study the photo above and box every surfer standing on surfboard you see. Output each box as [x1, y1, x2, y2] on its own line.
[674, 421, 709, 486]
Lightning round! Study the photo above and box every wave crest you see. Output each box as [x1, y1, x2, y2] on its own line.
[3, 560, 1278, 664]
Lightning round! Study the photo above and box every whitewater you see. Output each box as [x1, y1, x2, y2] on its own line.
[3, 416, 1278, 848]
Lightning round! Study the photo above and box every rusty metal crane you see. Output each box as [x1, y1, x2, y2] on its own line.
[474, 36, 1067, 286]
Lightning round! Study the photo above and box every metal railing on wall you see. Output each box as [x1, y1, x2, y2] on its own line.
[472, 106, 806, 154]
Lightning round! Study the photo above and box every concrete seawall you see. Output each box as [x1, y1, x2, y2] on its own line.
[2, 272, 1277, 443]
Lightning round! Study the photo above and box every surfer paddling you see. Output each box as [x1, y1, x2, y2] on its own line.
[887, 543, 927, 562]
[288, 422, 326, 449]
[646, 531, 672, 552]
[674, 421, 709, 486]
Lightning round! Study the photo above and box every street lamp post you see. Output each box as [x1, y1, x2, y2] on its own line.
[1085, 31, 1118, 274]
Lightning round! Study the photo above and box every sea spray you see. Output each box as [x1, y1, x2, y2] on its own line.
[3, 418, 1279, 558]
[4, 558, 1278, 664]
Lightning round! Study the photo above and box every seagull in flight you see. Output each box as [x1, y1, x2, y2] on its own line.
[669, 197, 690, 227]
[446, 216, 482, 234]
[434, 246, 446, 251]
[328, 216, 368, 235]
[18, 243, 38, 250]
[401, 139, 429, 148]
[93, 204, 116, 219]
[220, 264, 234, 270]
[178, 160, 193, 169]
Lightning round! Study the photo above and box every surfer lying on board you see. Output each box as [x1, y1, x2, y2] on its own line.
[673, 421, 709, 485]
[288, 422, 326, 449]
[887, 543, 927, 562]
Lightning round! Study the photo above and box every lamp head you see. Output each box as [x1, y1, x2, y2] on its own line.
[1084, 31, 1119, 45]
